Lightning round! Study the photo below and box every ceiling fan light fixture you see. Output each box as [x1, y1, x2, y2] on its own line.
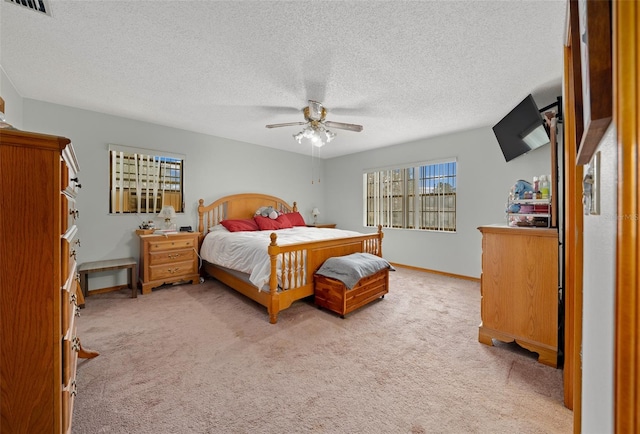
[271, 100, 362, 148]
[294, 124, 334, 147]
[311, 134, 323, 147]
[324, 129, 336, 143]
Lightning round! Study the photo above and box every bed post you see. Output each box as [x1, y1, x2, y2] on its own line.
[197, 199, 205, 234]
[267, 232, 280, 324]
[377, 224, 383, 257]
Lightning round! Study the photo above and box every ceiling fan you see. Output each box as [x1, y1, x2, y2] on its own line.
[265, 100, 363, 147]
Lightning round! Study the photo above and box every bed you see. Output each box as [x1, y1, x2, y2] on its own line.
[197, 193, 383, 323]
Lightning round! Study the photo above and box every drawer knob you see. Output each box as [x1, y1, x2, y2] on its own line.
[168, 253, 181, 259]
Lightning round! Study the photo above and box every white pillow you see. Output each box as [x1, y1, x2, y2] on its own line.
[209, 224, 228, 232]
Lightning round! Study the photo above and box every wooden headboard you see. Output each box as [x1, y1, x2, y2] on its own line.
[197, 193, 297, 235]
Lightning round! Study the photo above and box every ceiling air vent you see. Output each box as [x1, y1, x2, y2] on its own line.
[4, 0, 51, 16]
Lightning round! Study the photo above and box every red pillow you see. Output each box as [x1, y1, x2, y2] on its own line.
[220, 219, 259, 232]
[254, 215, 293, 230]
[277, 214, 294, 228]
[285, 211, 306, 226]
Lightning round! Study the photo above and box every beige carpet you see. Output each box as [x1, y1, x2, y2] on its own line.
[72, 267, 572, 434]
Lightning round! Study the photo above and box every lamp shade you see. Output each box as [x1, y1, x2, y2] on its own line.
[158, 205, 177, 219]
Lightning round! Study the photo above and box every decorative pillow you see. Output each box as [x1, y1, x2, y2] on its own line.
[254, 214, 293, 230]
[209, 224, 228, 232]
[220, 218, 260, 232]
[276, 214, 293, 228]
[285, 211, 306, 227]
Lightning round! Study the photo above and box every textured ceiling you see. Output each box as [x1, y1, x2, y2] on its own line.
[0, 0, 566, 159]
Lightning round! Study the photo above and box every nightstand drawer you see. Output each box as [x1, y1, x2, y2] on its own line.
[148, 238, 196, 252]
[148, 248, 196, 265]
[149, 261, 197, 281]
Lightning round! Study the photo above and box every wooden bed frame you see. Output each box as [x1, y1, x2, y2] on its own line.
[197, 193, 383, 324]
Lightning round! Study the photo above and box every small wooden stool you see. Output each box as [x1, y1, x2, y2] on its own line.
[78, 257, 138, 301]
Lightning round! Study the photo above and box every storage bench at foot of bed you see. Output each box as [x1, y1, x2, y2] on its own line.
[314, 268, 389, 318]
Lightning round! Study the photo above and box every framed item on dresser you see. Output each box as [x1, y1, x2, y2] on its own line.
[575, 0, 612, 165]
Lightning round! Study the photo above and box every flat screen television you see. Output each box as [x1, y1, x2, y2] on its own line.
[492, 94, 550, 162]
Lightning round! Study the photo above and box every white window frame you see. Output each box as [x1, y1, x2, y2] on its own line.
[108, 144, 185, 214]
[363, 158, 457, 232]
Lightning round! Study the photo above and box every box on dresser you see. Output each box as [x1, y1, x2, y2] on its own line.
[0, 127, 97, 433]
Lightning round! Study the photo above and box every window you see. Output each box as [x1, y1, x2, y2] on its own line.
[364, 158, 456, 232]
[109, 144, 185, 214]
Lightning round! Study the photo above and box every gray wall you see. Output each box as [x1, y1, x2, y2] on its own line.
[20, 99, 326, 290]
[14, 93, 555, 283]
[581, 126, 616, 432]
[324, 126, 552, 278]
[0, 66, 23, 129]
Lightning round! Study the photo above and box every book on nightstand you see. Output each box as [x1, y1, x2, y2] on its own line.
[153, 229, 179, 235]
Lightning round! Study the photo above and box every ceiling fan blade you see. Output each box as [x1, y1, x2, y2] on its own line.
[265, 122, 307, 129]
[324, 121, 363, 132]
[307, 100, 324, 121]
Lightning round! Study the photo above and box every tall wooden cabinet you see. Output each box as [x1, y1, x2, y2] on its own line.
[478, 225, 559, 367]
[0, 128, 96, 433]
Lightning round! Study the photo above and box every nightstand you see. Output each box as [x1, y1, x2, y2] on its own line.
[306, 223, 337, 228]
[138, 232, 200, 294]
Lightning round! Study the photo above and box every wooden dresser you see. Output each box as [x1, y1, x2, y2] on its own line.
[138, 232, 200, 294]
[478, 225, 559, 367]
[0, 128, 97, 433]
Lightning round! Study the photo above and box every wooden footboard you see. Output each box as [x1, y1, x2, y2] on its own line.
[197, 193, 383, 323]
[264, 228, 383, 323]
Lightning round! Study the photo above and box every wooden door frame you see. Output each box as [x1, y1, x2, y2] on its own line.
[614, 1, 639, 432]
[563, 2, 584, 430]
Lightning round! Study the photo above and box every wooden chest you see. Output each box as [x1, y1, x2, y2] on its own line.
[314, 268, 389, 318]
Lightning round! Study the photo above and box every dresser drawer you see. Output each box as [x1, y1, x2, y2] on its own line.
[148, 248, 196, 266]
[61, 225, 79, 287]
[149, 238, 196, 252]
[61, 376, 77, 434]
[62, 329, 79, 389]
[61, 267, 79, 336]
[62, 388, 72, 434]
[149, 260, 197, 281]
[61, 193, 79, 234]
[61, 293, 79, 340]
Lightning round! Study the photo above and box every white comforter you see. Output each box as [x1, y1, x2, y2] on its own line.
[200, 226, 363, 289]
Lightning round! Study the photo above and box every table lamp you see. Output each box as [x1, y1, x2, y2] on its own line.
[312, 207, 320, 225]
[158, 205, 177, 230]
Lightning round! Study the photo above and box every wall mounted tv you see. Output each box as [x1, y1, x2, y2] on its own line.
[492, 94, 550, 162]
